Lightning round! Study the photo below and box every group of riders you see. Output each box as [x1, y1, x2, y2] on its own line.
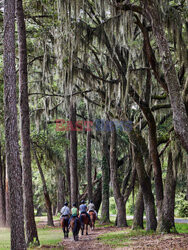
[60, 199, 97, 228]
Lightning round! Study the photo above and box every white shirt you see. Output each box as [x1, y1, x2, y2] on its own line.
[88, 203, 95, 211]
[60, 206, 70, 216]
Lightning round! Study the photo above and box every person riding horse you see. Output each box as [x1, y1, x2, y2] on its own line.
[68, 203, 81, 241]
[60, 202, 70, 218]
[60, 202, 70, 238]
[88, 200, 97, 217]
[68, 203, 79, 225]
[88, 200, 97, 229]
[79, 200, 91, 226]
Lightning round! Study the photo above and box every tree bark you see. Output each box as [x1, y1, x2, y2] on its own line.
[142, 0, 188, 153]
[65, 133, 71, 205]
[16, 0, 39, 246]
[69, 99, 78, 206]
[132, 186, 144, 229]
[110, 123, 127, 227]
[130, 131, 157, 231]
[0, 143, 6, 226]
[186, 155, 188, 201]
[160, 150, 177, 232]
[5, 163, 10, 227]
[32, 145, 54, 226]
[57, 173, 65, 213]
[86, 129, 93, 201]
[3, 0, 26, 247]
[93, 180, 102, 213]
[129, 86, 163, 224]
[101, 126, 110, 223]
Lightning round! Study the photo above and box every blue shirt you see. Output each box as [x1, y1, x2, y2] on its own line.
[79, 204, 87, 213]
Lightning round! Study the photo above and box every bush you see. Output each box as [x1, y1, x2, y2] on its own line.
[175, 193, 188, 217]
[109, 197, 116, 215]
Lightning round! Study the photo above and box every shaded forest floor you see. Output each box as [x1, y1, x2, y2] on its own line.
[37, 219, 188, 250]
[1, 218, 188, 249]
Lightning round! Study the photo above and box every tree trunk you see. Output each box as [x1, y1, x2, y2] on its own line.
[16, 0, 39, 246]
[110, 123, 127, 227]
[129, 86, 163, 225]
[132, 187, 144, 229]
[130, 131, 157, 231]
[186, 155, 188, 201]
[160, 150, 177, 232]
[0, 143, 6, 226]
[93, 180, 102, 213]
[86, 129, 93, 201]
[69, 99, 78, 206]
[32, 145, 54, 226]
[5, 164, 10, 227]
[101, 126, 110, 223]
[65, 134, 71, 205]
[3, 0, 26, 247]
[142, 0, 188, 153]
[57, 173, 65, 213]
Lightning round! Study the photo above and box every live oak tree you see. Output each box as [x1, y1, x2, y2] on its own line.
[3, 0, 26, 248]
[101, 126, 110, 223]
[110, 122, 127, 227]
[1, 0, 187, 241]
[0, 141, 6, 226]
[140, 0, 188, 153]
[16, 0, 39, 245]
[32, 143, 54, 226]
[69, 99, 79, 206]
[85, 107, 93, 201]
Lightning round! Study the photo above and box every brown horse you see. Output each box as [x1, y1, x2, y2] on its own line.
[60, 216, 69, 238]
[69, 217, 81, 241]
[89, 211, 96, 230]
[80, 213, 90, 235]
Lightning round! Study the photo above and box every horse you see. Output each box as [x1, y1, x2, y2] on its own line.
[79, 213, 90, 235]
[89, 211, 96, 230]
[60, 216, 69, 238]
[69, 217, 81, 241]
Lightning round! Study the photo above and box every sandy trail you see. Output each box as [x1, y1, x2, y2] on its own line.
[60, 226, 116, 250]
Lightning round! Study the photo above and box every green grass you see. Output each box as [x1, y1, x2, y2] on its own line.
[33, 227, 64, 248]
[98, 229, 155, 248]
[95, 218, 135, 228]
[35, 215, 60, 223]
[1, 216, 187, 250]
[0, 226, 64, 250]
[0, 228, 10, 250]
[175, 223, 188, 233]
[98, 222, 188, 248]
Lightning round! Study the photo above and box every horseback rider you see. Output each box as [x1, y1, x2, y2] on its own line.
[60, 202, 70, 218]
[68, 203, 79, 223]
[79, 200, 91, 225]
[88, 200, 98, 219]
[88, 200, 95, 212]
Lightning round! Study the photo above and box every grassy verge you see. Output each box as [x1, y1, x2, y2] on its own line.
[98, 222, 188, 248]
[98, 229, 155, 248]
[95, 218, 132, 228]
[0, 226, 65, 250]
[1, 216, 187, 249]
[0, 228, 10, 250]
[175, 223, 188, 233]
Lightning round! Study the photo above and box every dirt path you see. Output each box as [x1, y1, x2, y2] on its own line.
[59, 228, 188, 250]
[60, 227, 116, 250]
[36, 219, 188, 249]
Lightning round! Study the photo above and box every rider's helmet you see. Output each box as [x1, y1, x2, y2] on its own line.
[90, 200, 93, 203]
[73, 203, 76, 207]
[81, 200, 85, 204]
[64, 202, 68, 206]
